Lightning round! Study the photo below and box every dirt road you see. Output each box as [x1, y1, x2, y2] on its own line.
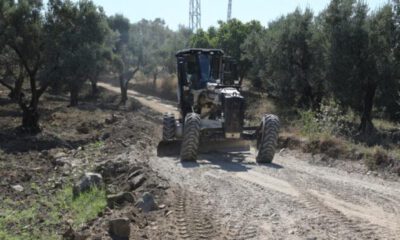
[100, 82, 400, 240]
[98, 82, 179, 116]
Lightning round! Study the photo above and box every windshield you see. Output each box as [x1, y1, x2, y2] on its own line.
[198, 54, 212, 85]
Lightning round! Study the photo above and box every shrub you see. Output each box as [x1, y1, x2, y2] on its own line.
[365, 146, 391, 170]
[298, 110, 321, 139]
[298, 98, 353, 139]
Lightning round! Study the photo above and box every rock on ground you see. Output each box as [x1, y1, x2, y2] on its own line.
[73, 172, 103, 197]
[135, 192, 157, 213]
[107, 192, 135, 208]
[11, 184, 24, 192]
[129, 174, 146, 190]
[109, 218, 130, 239]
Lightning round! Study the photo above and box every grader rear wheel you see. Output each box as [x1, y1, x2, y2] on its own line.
[162, 113, 176, 141]
[256, 114, 280, 164]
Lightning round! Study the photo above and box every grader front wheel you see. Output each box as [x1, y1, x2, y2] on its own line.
[180, 113, 201, 162]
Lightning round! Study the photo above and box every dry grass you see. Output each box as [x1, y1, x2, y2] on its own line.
[373, 118, 400, 131]
[132, 71, 177, 101]
[245, 93, 277, 126]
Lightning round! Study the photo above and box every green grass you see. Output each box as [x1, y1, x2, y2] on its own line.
[0, 186, 106, 240]
[69, 187, 107, 228]
[88, 140, 105, 150]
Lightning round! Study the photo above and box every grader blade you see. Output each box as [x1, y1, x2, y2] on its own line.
[199, 139, 251, 153]
[157, 140, 181, 157]
[157, 139, 251, 158]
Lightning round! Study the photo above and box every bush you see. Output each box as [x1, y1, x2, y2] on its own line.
[298, 99, 353, 139]
[298, 110, 321, 139]
[365, 146, 392, 171]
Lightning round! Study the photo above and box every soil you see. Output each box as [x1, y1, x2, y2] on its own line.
[106, 82, 400, 240]
[0, 85, 168, 239]
[1, 82, 400, 240]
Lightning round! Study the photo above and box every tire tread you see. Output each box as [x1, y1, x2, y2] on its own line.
[180, 113, 201, 161]
[256, 114, 280, 163]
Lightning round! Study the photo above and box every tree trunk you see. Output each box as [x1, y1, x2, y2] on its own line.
[69, 84, 79, 107]
[300, 83, 314, 109]
[359, 82, 377, 134]
[119, 67, 139, 105]
[91, 79, 98, 96]
[21, 106, 40, 133]
[153, 73, 157, 87]
[120, 76, 128, 105]
[9, 78, 24, 101]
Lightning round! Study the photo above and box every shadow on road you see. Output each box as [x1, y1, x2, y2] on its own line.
[157, 140, 284, 172]
[199, 152, 254, 172]
[258, 162, 284, 169]
[199, 153, 284, 172]
[181, 161, 200, 168]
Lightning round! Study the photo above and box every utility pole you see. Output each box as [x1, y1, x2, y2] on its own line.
[189, 0, 201, 32]
[227, 0, 232, 21]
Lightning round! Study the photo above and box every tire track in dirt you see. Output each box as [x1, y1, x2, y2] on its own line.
[274, 160, 400, 239]
[283, 170, 396, 240]
[228, 164, 400, 239]
[226, 172, 299, 239]
[172, 188, 224, 240]
[203, 173, 261, 240]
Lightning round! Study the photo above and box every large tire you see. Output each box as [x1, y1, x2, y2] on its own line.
[180, 113, 201, 162]
[163, 113, 176, 141]
[256, 114, 280, 163]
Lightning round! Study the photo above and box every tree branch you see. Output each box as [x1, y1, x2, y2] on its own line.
[0, 78, 13, 90]
[8, 44, 33, 77]
[123, 66, 140, 88]
[37, 65, 59, 98]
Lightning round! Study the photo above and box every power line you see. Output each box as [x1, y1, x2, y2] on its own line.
[189, 0, 201, 32]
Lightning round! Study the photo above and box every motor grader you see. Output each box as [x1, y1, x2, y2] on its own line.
[160, 48, 280, 163]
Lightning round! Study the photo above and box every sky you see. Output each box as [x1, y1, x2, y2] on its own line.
[63, 0, 391, 30]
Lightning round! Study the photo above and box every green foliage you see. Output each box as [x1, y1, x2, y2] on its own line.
[1, 0, 399, 131]
[0, 0, 51, 131]
[0, 186, 106, 239]
[67, 187, 107, 228]
[89, 140, 105, 149]
[131, 19, 172, 76]
[369, 4, 400, 120]
[161, 25, 192, 73]
[46, 0, 111, 105]
[190, 28, 214, 48]
[298, 99, 352, 139]
[189, 19, 264, 80]
[108, 14, 130, 51]
[298, 110, 321, 139]
[317, 99, 352, 134]
[324, 0, 368, 110]
[267, 8, 317, 107]
[241, 0, 400, 132]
